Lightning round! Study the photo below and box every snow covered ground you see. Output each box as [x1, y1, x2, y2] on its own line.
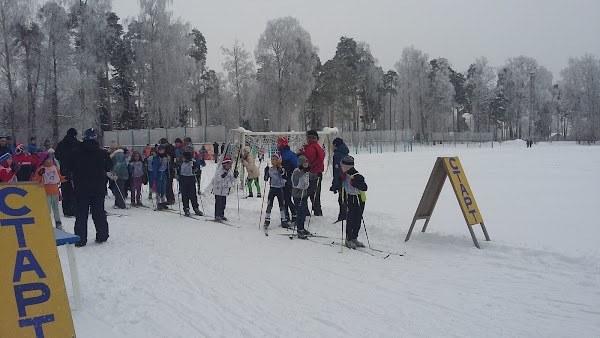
[56, 141, 600, 337]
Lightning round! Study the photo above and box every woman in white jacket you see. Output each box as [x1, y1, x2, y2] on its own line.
[212, 157, 238, 221]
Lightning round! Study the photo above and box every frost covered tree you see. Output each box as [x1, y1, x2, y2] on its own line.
[395, 46, 430, 138]
[427, 58, 455, 134]
[465, 57, 496, 132]
[498, 56, 553, 139]
[560, 54, 600, 142]
[0, 0, 33, 138]
[222, 40, 254, 126]
[255, 17, 316, 131]
[15, 21, 43, 138]
[39, 1, 71, 143]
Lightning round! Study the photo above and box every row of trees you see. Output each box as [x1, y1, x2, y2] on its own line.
[1, 0, 598, 143]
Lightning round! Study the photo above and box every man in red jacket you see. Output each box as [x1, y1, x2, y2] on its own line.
[299, 129, 324, 216]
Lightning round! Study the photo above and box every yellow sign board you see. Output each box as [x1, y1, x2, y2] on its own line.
[0, 183, 76, 338]
[405, 157, 490, 248]
[442, 157, 482, 225]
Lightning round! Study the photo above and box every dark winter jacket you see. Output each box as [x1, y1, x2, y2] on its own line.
[213, 142, 219, 156]
[278, 145, 297, 185]
[331, 142, 349, 191]
[72, 139, 113, 197]
[55, 134, 80, 178]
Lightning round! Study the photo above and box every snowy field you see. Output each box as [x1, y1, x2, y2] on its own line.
[57, 141, 600, 337]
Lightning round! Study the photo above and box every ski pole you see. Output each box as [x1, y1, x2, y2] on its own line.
[258, 180, 268, 230]
[361, 215, 371, 249]
[113, 177, 129, 209]
[177, 176, 182, 217]
[306, 175, 321, 232]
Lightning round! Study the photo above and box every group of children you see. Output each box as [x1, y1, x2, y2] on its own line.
[233, 136, 368, 245]
[115, 142, 207, 217]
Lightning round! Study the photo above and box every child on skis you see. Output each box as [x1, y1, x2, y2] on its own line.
[242, 146, 261, 198]
[212, 157, 238, 221]
[128, 151, 147, 206]
[177, 149, 204, 217]
[263, 153, 288, 228]
[337, 155, 368, 249]
[33, 153, 66, 229]
[152, 144, 171, 210]
[291, 155, 312, 238]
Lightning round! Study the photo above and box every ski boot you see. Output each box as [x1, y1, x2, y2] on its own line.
[352, 239, 365, 248]
[55, 221, 63, 230]
[194, 208, 204, 216]
[184, 209, 191, 217]
[281, 220, 291, 228]
[264, 219, 271, 228]
[257, 192, 261, 198]
[247, 192, 254, 198]
[345, 239, 357, 249]
[297, 229, 308, 239]
[221, 216, 229, 222]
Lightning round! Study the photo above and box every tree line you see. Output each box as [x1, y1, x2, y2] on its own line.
[1, 0, 598, 144]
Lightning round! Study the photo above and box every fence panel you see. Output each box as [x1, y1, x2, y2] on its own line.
[102, 126, 226, 148]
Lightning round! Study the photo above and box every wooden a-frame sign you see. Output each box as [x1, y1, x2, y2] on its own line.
[405, 157, 490, 248]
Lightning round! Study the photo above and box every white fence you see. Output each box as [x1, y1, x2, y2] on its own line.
[102, 126, 227, 148]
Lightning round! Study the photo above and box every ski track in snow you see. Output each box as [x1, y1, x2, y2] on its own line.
[54, 142, 599, 337]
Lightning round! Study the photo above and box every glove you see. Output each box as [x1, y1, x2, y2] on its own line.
[38, 167, 46, 176]
[277, 168, 283, 174]
[330, 185, 337, 193]
[233, 170, 239, 178]
[221, 171, 228, 178]
[107, 172, 118, 181]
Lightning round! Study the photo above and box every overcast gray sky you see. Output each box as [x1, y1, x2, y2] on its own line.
[113, 0, 600, 78]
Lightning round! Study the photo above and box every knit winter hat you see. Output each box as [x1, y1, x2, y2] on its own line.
[332, 137, 344, 147]
[297, 155, 309, 167]
[307, 130, 318, 138]
[174, 138, 183, 144]
[271, 153, 282, 162]
[67, 128, 78, 137]
[83, 128, 97, 141]
[277, 137, 288, 148]
[0, 153, 11, 164]
[341, 156, 355, 166]
[183, 151, 193, 160]
[110, 139, 119, 149]
[222, 157, 232, 165]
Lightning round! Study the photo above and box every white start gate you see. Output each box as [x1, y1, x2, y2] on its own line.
[217, 128, 340, 187]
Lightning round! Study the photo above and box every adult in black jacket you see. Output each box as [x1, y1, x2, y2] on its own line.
[55, 128, 80, 217]
[72, 128, 113, 247]
[213, 141, 219, 163]
[330, 138, 349, 222]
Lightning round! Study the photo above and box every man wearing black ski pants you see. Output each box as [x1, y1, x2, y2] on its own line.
[72, 128, 113, 247]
